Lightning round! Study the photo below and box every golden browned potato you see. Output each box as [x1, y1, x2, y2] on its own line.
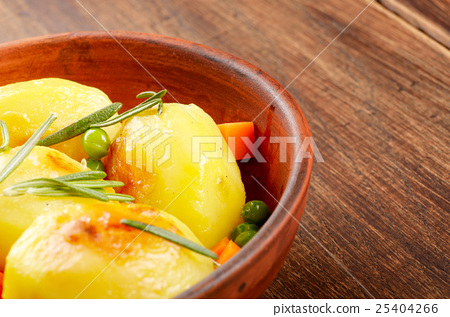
[0, 78, 121, 161]
[106, 103, 246, 248]
[0, 146, 86, 191]
[2, 203, 214, 298]
[0, 146, 97, 270]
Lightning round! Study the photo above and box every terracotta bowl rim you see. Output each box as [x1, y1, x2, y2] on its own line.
[0, 31, 313, 298]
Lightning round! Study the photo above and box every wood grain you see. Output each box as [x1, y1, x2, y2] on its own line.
[0, 0, 449, 298]
[379, 0, 450, 48]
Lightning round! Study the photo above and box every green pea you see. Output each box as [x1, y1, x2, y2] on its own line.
[86, 159, 106, 172]
[82, 128, 111, 159]
[241, 200, 271, 225]
[230, 222, 259, 241]
[234, 230, 257, 247]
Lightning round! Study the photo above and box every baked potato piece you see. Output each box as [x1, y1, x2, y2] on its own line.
[0, 78, 121, 161]
[0, 196, 102, 271]
[2, 203, 214, 299]
[105, 103, 246, 248]
[0, 145, 86, 191]
[0, 146, 95, 269]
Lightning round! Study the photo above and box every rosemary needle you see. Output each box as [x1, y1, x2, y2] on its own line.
[136, 91, 156, 99]
[67, 180, 124, 188]
[121, 219, 218, 260]
[37, 102, 122, 147]
[105, 193, 135, 202]
[0, 113, 57, 184]
[56, 171, 107, 182]
[0, 120, 10, 152]
[90, 98, 161, 128]
[136, 90, 166, 100]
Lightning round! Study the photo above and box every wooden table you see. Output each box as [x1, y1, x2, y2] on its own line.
[0, 0, 448, 298]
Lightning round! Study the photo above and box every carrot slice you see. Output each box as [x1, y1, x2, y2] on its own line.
[218, 122, 255, 160]
[211, 237, 230, 257]
[0, 271, 3, 299]
[217, 240, 241, 265]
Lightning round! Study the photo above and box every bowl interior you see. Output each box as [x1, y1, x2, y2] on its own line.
[0, 31, 312, 297]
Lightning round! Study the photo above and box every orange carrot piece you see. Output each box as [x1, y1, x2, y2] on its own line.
[218, 122, 255, 160]
[217, 240, 241, 265]
[0, 271, 3, 299]
[211, 237, 230, 257]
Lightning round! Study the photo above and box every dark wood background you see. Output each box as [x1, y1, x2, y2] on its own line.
[0, 0, 448, 298]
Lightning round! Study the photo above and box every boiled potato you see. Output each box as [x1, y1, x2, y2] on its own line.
[105, 103, 246, 248]
[0, 145, 87, 191]
[0, 146, 103, 269]
[0, 196, 99, 271]
[0, 78, 121, 161]
[2, 203, 214, 298]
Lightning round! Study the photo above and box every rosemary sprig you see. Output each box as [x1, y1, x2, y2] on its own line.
[0, 120, 10, 152]
[38, 89, 167, 146]
[37, 102, 122, 147]
[90, 99, 160, 128]
[90, 90, 166, 128]
[5, 178, 108, 201]
[3, 171, 134, 202]
[121, 219, 219, 260]
[0, 113, 57, 184]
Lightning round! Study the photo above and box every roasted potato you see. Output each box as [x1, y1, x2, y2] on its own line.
[0, 78, 121, 161]
[0, 146, 99, 269]
[105, 103, 246, 248]
[0, 145, 86, 191]
[2, 203, 214, 299]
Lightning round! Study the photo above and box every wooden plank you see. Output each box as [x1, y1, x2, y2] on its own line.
[0, 0, 449, 298]
[262, 230, 373, 298]
[379, 0, 450, 48]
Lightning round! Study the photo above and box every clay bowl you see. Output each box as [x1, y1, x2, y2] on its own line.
[0, 31, 313, 298]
